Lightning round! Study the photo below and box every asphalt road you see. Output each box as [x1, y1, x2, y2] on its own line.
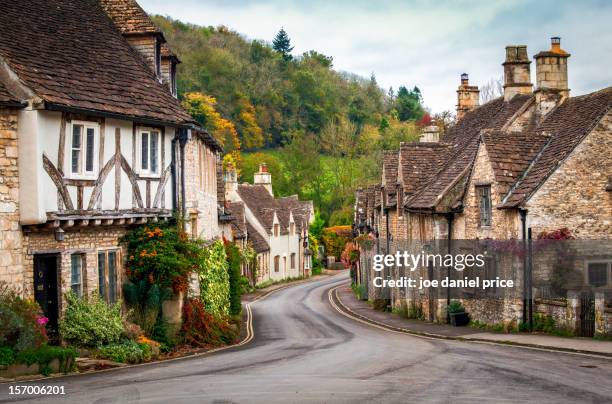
[2, 272, 611, 404]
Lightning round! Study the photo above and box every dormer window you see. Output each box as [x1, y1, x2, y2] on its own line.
[155, 39, 161, 79]
[170, 62, 177, 97]
[137, 128, 161, 177]
[67, 121, 99, 179]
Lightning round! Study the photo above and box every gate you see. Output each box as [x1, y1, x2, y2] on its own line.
[579, 291, 595, 337]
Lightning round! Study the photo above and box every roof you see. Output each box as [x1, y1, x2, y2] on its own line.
[482, 130, 550, 198]
[99, 0, 161, 35]
[228, 201, 246, 239]
[380, 151, 398, 208]
[246, 222, 270, 253]
[0, 81, 23, 107]
[237, 184, 277, 234]
[399, 142, 451, 201]
[0, 0, 195, 126]
[160, 43, 180, 63]
[501, 87, 612, 208]
[407, 94, 533, 210]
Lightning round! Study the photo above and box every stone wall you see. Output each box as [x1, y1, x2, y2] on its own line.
[22, 226, 128, 311]
[0, 108, 24, 292]
[526, 111, 612, 238]
[183, 138, 219, 241]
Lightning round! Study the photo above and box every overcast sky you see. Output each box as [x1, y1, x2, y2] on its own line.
[140, 0, 611, 113]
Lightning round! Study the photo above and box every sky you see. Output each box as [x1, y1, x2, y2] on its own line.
[140, 0, 612, 113]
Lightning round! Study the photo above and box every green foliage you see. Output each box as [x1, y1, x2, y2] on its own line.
[393, 301, 424, 320]
[122, 281, 170, 337]
[321, 227, 352, 260]
[198, 241, 231, 317]
[15, 345, 77, 375]
[351, 283, 366, 300]
[0, 346, 15, 366]
[224, 241, 243, 316]
[0, 282, 47, 351]
[181, 298, 238, 347]
[59, 292, 123, 348]
[394, 86, 425, 121]
[97, 340, 150, 364]
[272, 28, 294, 61]
[446, 300, 465, 314]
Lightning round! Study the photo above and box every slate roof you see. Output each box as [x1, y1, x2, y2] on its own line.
[501, 87, 612, 207]
[407, 94, 533, 210]
[399, 142, 452, 201]
[381, 151, 398, 207]
[246, 222, 270, 253]
[0, 81, 23, 107]
[99, 0, 161, 35]
[0, 0, 195, 126]
[228, 201, 246, 239]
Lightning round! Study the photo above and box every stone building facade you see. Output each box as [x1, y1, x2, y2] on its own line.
[355, 37, 611, 336]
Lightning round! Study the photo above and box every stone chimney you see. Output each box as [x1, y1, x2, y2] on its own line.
[224, 163, 238, 200]
[503, 45, 532, 101]
[420, 125, 440, 143]
[254, 163, 273, 195]
[456, 73, 480, 120]
[534, 37, 570, 117]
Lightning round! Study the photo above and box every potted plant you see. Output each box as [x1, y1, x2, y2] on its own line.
[447, 300, 469, 326]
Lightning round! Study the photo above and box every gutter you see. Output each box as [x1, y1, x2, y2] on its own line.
[519, 209, 528, 325]
[178, 128, 190, 229]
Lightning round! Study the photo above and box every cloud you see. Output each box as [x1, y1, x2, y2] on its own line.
[140, 0, 612, 113]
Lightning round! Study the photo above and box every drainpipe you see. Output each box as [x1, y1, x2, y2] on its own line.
[519, 209, 527, 325]
[171, 137, 178, 212]
[178, 128, 190, 231]
[528, 227, 533, 331]
[446, 212, 454, 323]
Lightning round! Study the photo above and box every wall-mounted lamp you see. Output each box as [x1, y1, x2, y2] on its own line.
[54, 227, 65, 242]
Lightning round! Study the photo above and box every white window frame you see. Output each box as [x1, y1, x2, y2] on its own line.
[136, 127, 162, 178]
[66, 121, 99, 179]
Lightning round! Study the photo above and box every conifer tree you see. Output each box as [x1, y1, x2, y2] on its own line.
[272, 28, 294, 61]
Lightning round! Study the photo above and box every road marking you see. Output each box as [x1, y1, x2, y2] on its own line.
[328, 284, 612, 360]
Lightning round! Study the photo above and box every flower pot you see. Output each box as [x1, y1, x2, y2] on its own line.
[449, 312, 469, 326]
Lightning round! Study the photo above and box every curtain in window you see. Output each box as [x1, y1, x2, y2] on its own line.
[141, 132, 149, 170]
[150, 131, 159, 173]
[71, 125, 82, 174]
[85, 127, 95, 172]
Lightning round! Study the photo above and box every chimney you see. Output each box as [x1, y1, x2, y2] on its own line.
[503, 45, 532, 101]
[534, 37, 570, 117]
[420, 125, 440, 143]
[456, 73, 480, 120]
[224, 163, 238, 200]
[254, 163, 273, 195]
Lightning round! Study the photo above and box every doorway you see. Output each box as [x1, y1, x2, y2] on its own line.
[34, 254, 60, 342]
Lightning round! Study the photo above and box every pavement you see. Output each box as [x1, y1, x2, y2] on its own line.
[1, 271, 611, 403]
[334, 283, 612, 356]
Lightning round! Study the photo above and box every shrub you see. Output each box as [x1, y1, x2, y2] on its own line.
[446, 300, 465, 314]
[15, 345, 77, 375]
[59, 292, 123, 347]
[198, 241, 230, 317]
[224, 241, 243, 316]
[181, 298, 238, 347]
[0, 282, 47, 351]
[0, 346, 15, 366]
[123, 280, 170, 337]
[97, 340, 149, 364]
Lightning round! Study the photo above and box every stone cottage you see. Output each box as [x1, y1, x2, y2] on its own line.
[356, 38, 611, 336]
[225, 163, 314, 285]
[0, 0, 222, 334]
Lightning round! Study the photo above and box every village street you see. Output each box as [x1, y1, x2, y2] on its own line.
[2, 273, 611, 404]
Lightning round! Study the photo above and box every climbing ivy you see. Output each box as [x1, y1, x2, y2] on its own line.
[197, 241, 230, 317]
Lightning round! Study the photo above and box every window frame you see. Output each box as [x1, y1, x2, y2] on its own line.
[274, 223, 280, 237]
[70, 253, 85, 297]
[97, 249, 121, 304]
[476, 185, 492, 227]
[585, 260, 611, 288]
[290, 253, 296, 269]
[67, 121, 99, 179]
[136, 127, 162, 178]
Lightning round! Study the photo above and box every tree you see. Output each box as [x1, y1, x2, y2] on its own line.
[272, 28, 294, 61]
[394, 86, 425, 121]
[480, 76, 503, 104]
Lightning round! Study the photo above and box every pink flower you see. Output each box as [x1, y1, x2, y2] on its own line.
[37, 316, 49, 326]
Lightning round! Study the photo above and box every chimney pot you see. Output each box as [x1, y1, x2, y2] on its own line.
[456, 73, 479, 120]
[503, 45, 532, 101]
[534, 36, 570, 117]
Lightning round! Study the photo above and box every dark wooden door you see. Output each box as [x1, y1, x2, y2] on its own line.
[34, 254, 60, 341]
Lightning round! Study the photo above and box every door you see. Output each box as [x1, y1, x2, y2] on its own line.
[579, 291, 595, 337]
[34, 254, 60, 342]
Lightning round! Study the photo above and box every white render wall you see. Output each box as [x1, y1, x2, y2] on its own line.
[18, 109, 175, 224]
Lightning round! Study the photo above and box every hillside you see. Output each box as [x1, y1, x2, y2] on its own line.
[152, 15, 433, 223]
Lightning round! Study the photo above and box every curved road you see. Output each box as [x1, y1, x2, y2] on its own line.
[2, 273, 611, 403]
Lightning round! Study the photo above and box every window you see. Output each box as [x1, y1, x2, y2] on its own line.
[191, 216, 198, 239]
[69, 122, 98, 177]
[98, 250, 120, 303]
[274, 224, 280, 237]
[484, 257, 498, 295]
[290, 253, 296, 269]
[170, 62, 177, 97]
[587, 262, 610, 287]
[289, 222, 295, 236]
[477, 185, 492, 226]
[138, 128, 160, 176]
[274, 255, 280, 273]
[71, 254, 84, 297]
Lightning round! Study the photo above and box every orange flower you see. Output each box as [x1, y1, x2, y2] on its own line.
[129, 255, 134, 260]
[140, 250, 147, 257]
